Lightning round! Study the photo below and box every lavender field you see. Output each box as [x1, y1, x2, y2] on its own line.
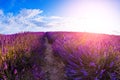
[0, 32, 120, 80]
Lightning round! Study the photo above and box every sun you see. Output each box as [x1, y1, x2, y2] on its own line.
[60, 1, 119, 34]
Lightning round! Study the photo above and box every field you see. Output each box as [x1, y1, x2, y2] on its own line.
[0, 32, 120, 80]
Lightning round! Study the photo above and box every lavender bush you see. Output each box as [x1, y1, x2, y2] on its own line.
[47, 32, 120, 80]
[0, 32, 45, 80]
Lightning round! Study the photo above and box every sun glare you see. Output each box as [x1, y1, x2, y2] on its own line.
[60, 1, 119, 34]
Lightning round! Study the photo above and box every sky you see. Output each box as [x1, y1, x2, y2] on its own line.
[0, 0, 120, 35]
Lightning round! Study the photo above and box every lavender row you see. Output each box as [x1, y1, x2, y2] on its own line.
[0, 32, 45, 80]
[46, 32, 120, 80]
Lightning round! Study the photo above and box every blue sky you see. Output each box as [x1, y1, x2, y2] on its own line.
[0, 0, 120, 35]
[0, 0, 64, 15]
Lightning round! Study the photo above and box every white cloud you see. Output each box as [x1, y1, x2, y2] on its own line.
[0, 9, 119, 35]
[18, 9, 43, 18]
[0, 10, 3, 16]
[0, 9, 63, 34]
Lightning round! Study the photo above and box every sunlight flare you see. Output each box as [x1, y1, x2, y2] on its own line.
[60, 1, 119, 34]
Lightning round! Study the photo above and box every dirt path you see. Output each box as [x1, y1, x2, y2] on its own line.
[41, 37, 66, 80]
